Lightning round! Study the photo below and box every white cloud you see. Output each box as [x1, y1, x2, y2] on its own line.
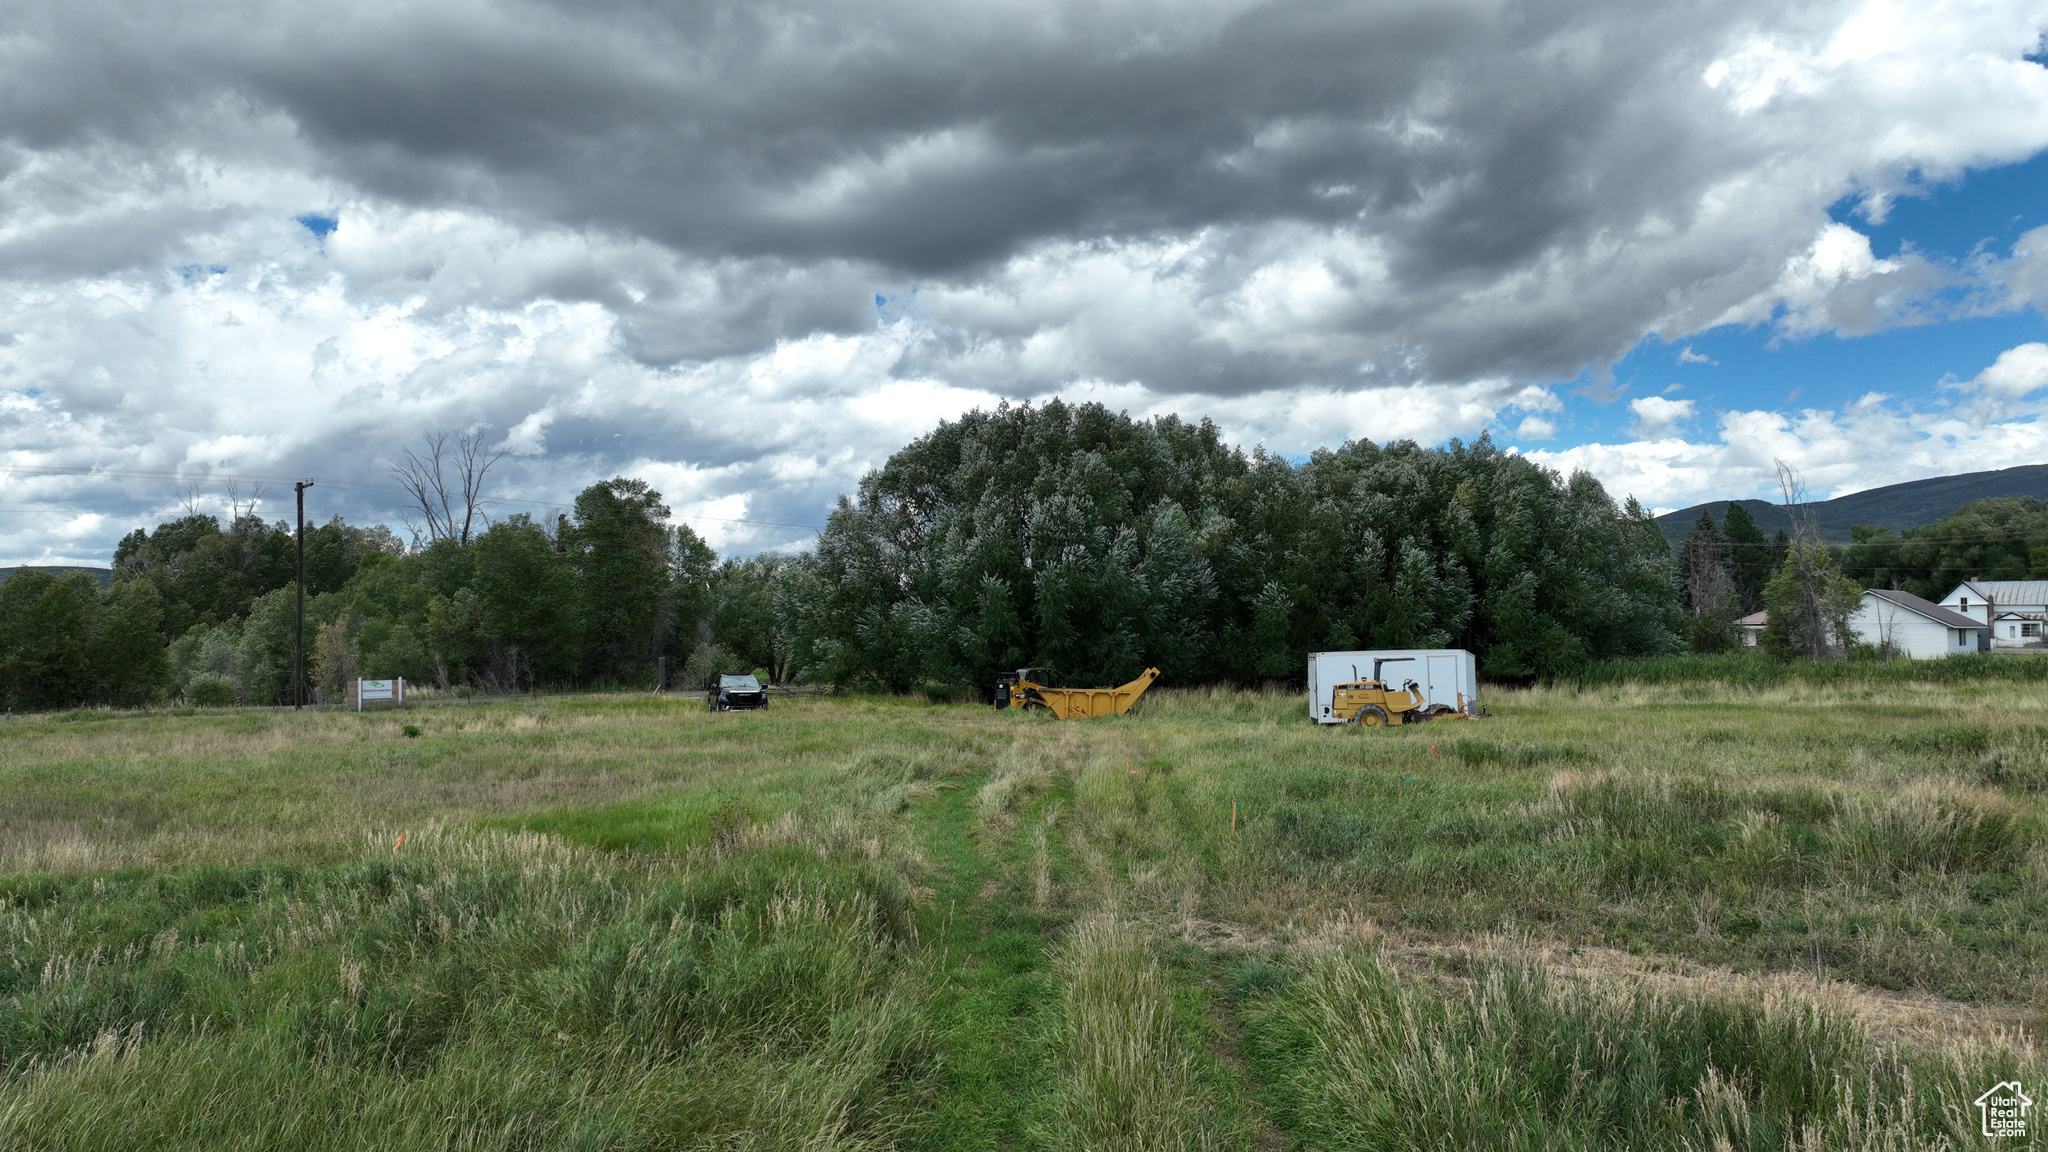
[1677, 346, 1717, 365]
[497, 409, 556, 456]
[1628, 396, 1698, 439]
[1968, 341, 2048, 398]
[1532, 344, 2048, 511]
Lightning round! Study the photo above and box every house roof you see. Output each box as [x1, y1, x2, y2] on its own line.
[1865, 588, 1984, 629]
[1736, 610, 1768, 626]
[1944, 580, 2048, 606]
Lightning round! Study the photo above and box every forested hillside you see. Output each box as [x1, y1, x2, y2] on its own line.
[1, 402, 1688, 709]
[1652, 463, 2048, 546]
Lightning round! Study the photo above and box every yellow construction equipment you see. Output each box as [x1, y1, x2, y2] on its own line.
[995, 667, 1161, 719]
[1330, 656, 1476, 728]
[1331, 676, 1423, 727]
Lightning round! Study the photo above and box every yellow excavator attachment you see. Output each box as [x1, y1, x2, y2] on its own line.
[997, 667, 1161, 719]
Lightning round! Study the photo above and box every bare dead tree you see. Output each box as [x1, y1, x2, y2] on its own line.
[392, 432, 455, 543]
[453, 429, 507, 544]
[178, 481, 206, 517]
[1871, 597, 1900, 659]
[390, 429, 508, 545]
[224, 480, 265, 523]
[1775, 458, 1846, 659]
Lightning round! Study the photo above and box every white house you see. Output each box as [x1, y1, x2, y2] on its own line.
[1938, 580, 2048, 649]
[1851, 589, 1986, 659]
[1735, 610, 1768, 647]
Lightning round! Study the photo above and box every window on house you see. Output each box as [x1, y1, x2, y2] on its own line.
[2026, 623, 2042, 638]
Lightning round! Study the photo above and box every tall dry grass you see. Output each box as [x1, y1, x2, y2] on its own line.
[1046, 915, 1223, 1152]
[1241, 947, 2037, 1150]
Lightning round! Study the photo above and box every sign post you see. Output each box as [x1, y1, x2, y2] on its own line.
[355, 678, 405, 711]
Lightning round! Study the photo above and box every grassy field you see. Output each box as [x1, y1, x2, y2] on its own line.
[0, 682, 2042, 1149]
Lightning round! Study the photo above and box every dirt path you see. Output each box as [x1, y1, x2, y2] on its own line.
[1177, 914, 2041, 1056]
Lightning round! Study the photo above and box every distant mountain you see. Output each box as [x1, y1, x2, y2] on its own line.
[1653, 464, 2048, 548]
[0, 565, 114, 588]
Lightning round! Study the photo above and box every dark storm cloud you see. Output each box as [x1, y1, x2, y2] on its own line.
[1, 1, 1751, 268]
[4, 0, 2041, 391]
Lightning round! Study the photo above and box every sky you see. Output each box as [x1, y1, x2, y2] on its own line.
[3, 0, 2047, 565]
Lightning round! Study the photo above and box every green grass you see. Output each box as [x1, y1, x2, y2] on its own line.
[1, 684, 2042, 1147]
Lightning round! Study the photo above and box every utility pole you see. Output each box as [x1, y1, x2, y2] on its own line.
[294, 480, 315, 709]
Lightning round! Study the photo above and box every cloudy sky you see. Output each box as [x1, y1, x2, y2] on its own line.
[4, 0, 2047, 565]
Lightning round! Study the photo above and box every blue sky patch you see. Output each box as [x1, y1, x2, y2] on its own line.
[1512, 151, 2048, 472]
[1836, 149, 2048, 261]
[295, 213, 338, 239]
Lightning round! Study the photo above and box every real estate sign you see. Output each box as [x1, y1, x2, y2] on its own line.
[354, 678, 406, 711]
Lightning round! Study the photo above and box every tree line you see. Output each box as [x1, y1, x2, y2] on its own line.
[1, 403, 1683, 708]
[19, 401, 2024, 710]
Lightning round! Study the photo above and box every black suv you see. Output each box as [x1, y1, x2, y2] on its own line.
[708, 672, 768, 711]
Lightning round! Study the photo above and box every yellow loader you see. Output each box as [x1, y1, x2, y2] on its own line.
[1330, 656, 1470, 728]
[994, 667, 1161, 719]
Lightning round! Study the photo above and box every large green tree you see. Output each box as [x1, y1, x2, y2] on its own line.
[566, 478, 676, 684]
[1761, 543, 1862, 659]
[0, 570, 169, 709]
[0, 570, 97, 709]
[1721, 501, 1772, 612]
[708, 553, 800, 683]
[94, 578, 169, 705]
[796, 402, 1680, 691]
[1682, 510, 1738, 653]
[470, 515, 579, 688]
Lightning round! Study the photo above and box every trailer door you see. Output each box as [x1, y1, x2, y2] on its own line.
[1425, 653, 1461, 711]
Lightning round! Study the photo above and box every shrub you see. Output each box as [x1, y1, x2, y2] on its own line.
[184, 673, 237, 707]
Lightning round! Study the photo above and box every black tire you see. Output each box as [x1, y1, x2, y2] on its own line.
[1351, 704, 1390, 729]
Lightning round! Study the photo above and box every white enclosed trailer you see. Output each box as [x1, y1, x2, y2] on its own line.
[1307, 649, 1477, 724]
